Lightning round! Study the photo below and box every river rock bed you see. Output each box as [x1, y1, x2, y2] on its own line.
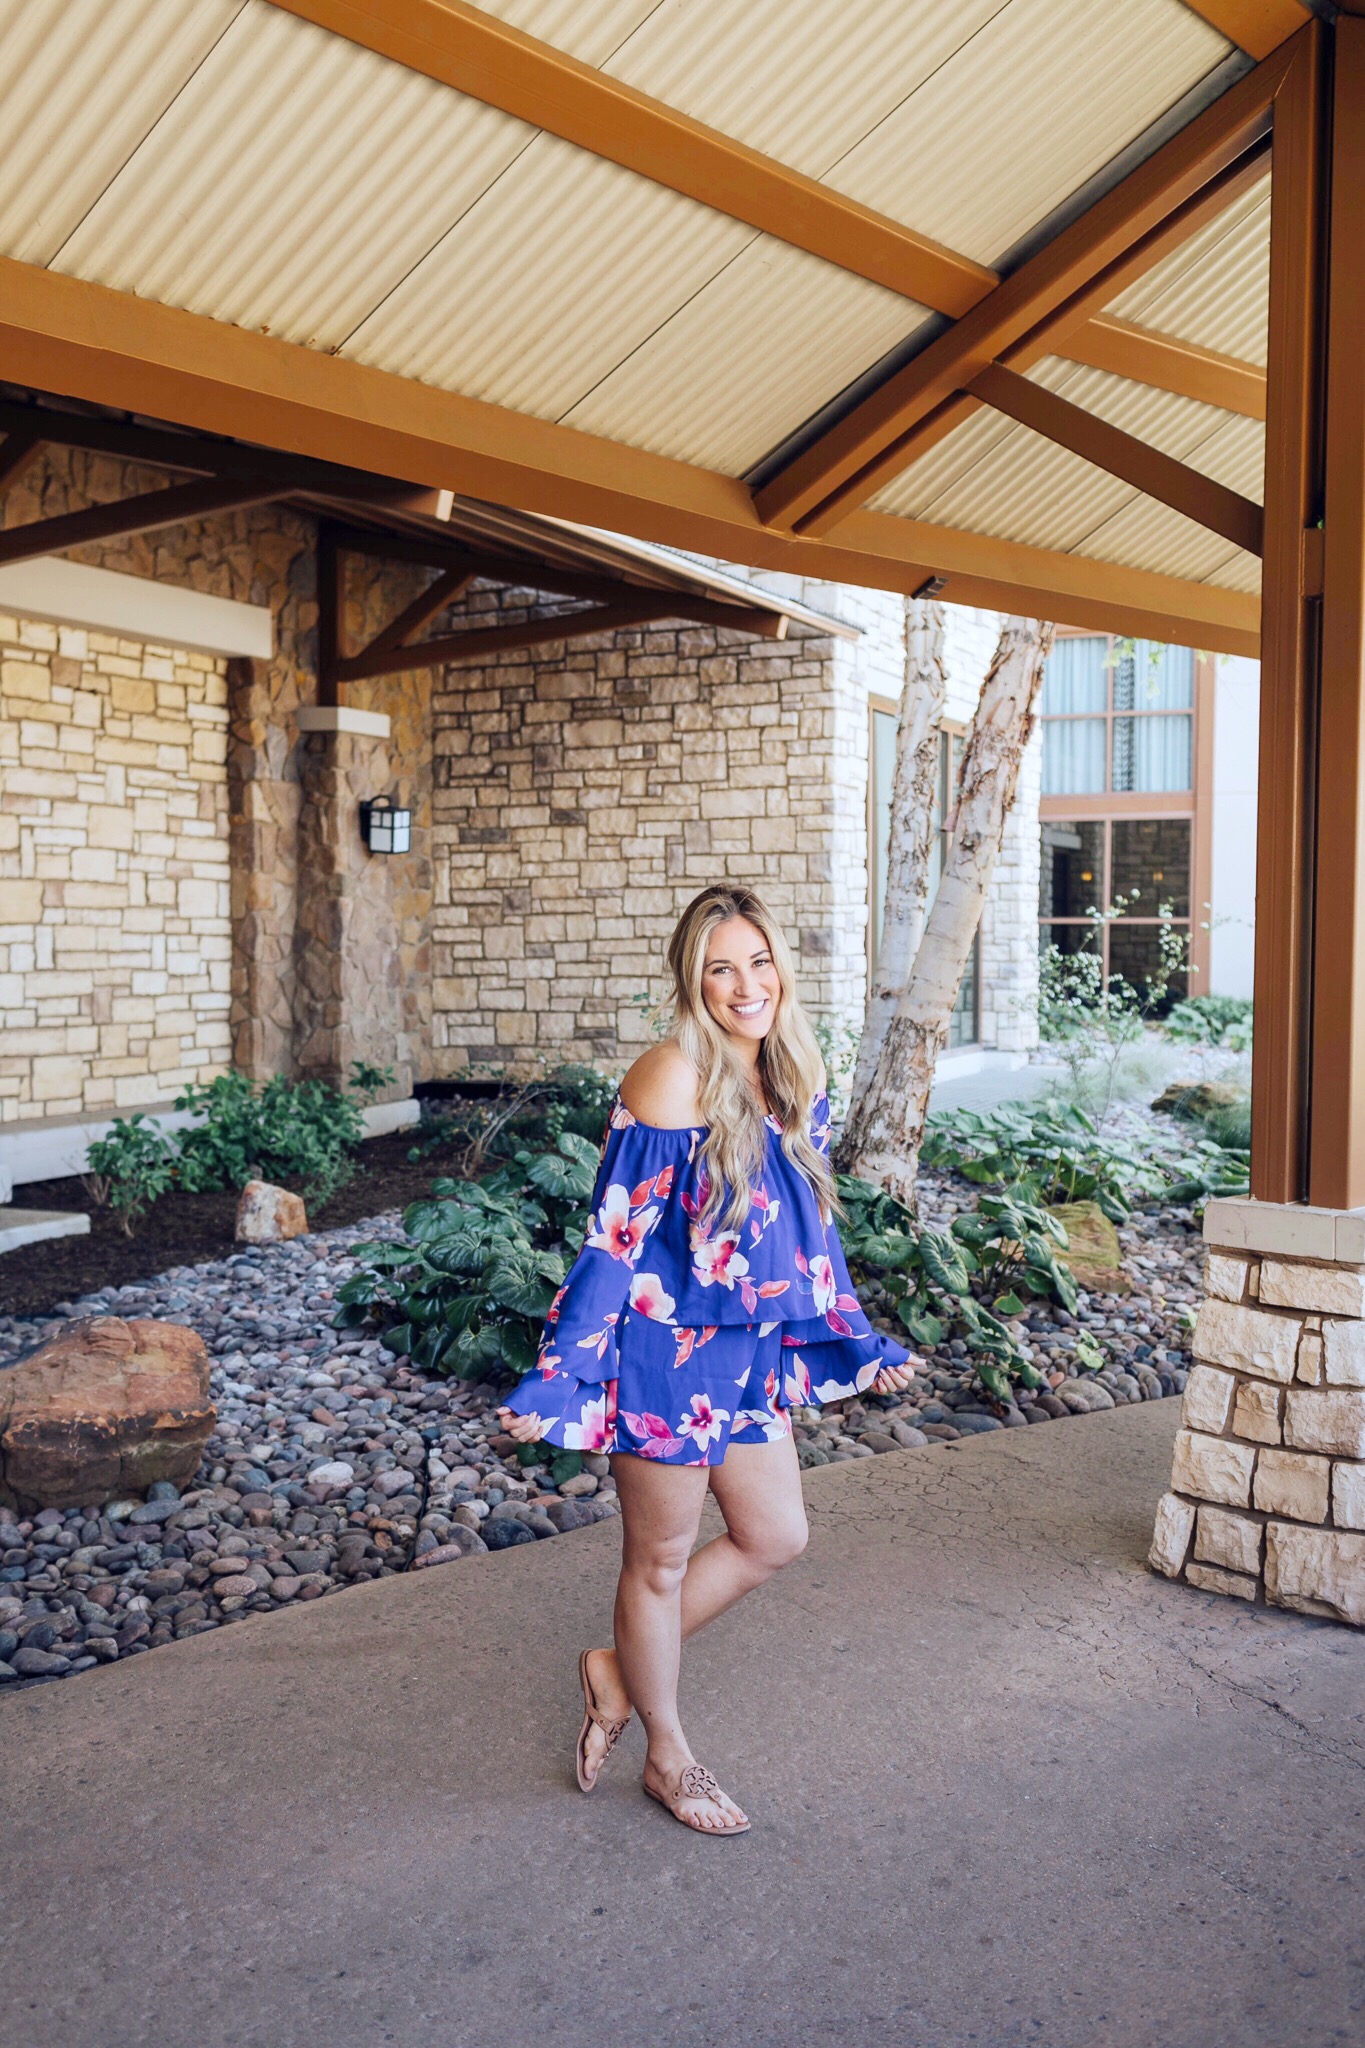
[0, 1156, 1198, 1690]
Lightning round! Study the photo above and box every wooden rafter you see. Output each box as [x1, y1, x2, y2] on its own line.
[1056, 316, 1266, 419]
[753, 44, 1292, 535]
[1180, 0, 1313, 60]
[968, 362, 1264, 555]
[357, 565, 475, 665]
[266, 0, 995, 318]
[344, 599, 676, 679]
[844, 148, 1272, 492]
[0, 475, 287, 567]
[0, 258, 1259, 655]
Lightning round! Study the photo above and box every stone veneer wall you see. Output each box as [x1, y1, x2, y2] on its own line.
[429, 583, 851, 1071]
[1150, 1208, 1365, 1626]
[2, 444, 433, 1101]
[0, 612, 230, 1117]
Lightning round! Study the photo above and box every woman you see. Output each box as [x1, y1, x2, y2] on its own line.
[497, 883, 917, 1836]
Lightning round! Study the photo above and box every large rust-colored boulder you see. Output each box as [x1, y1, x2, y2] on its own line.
[235, 1179, 308, 1243]
[1047, 1201, 1131, 1296]
[0, 1317, 215, 1512]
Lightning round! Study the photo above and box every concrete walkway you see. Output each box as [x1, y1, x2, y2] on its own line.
[3, 1403, 1362, 2048]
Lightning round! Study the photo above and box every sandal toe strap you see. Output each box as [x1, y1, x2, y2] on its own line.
[680, 1763, 722, 1801]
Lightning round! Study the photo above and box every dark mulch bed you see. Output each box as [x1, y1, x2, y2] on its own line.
[0, 1130, 468, 1319]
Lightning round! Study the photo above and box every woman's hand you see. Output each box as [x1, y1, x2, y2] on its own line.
[870, 1358, 921, 1398]
[495, 1405, 548, 1444]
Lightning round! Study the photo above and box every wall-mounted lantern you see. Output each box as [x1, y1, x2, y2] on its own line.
[360, 795, 411, 855]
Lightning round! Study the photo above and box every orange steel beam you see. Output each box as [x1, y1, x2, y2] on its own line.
[1180, 0, 1314, 60]
[1308, 16, 1365, 1207]
[753, 47, 1292, 535]
[1251, 24, 1325, 1204]
[840, 147, 1271, 492]
[0, 474, 286, 566]
[0, 257, 1258, 654]
[266, 0, 995, 319]
[1057, 315, 1266, 419]
[968, 362, 1264, 554]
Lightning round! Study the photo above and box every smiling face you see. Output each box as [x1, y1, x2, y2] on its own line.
[700, 915, 783, 1047]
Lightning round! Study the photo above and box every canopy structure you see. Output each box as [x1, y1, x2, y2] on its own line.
[0, 0, 1363, 1211]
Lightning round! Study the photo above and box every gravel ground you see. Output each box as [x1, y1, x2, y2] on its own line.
[0, 1122, 1200, 1691]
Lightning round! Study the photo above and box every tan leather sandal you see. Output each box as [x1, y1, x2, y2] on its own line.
[645, 1762, 751, 1836]
[576, 1649, 632, 1793]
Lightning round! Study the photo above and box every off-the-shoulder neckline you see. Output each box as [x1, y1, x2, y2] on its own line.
[613, 1088, 828, 1134]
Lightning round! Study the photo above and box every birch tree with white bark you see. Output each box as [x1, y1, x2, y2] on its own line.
[846, 597, 948, 1107]
[838, 614, 1055, 1206]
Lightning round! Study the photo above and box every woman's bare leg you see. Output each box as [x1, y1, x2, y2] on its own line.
[585, 1454, 746, 1829]
[583, 1438, 805, 1815]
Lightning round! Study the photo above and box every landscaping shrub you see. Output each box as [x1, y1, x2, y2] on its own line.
[174, 1061, 391, 1206]
[84, 1113, 177, 1236]
[1163, 995, 1253, 1050]
[335, 1131, 600, 1382]
[1039, 900, 1189, 1126]
[836, 1174, 1082, 1401]
[921, 1100, 1165, 1220]
[409, 1063, 616, 1175]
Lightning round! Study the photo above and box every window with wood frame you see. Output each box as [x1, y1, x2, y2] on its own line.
[1037, 633, 1213, 1003]
[869, 701, 979, 1047]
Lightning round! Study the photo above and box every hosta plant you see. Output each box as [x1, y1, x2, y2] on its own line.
[334, 1131, 600, 1381]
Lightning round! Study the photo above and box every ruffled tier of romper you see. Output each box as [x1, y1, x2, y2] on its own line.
[502, 1091, 910, 1457]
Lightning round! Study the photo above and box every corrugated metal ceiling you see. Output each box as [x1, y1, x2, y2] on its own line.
[1104, 172, 1271, 365]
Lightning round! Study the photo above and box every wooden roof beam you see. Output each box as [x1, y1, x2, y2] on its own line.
[969, 361, 1263, 554]
[1180, 0, 1314, 60]
[1056, 315, 1266, 418]
[0, 475, 288, 567]
[0, 426, 44, 494]
[266, 0, 994, 318]
[753, 40, 1293, 536]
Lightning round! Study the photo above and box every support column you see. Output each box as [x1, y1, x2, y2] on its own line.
[292, 720, 414, 1097]
[1153, 20, 1365, 1626]
[227, 657, 300, 1081]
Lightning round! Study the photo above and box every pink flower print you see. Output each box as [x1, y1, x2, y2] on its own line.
[678, 1392, 728, 1452]
[563, 1392, 613, 1453]
[586, 1184, 660, 1265]
[628, 1271, 676, 1323]
[672, 1324, 718, 1368]
[782, 1355, 812, 1408]
[620, 1410, 686, 1459]
[691, 1233, 749, 1290]
[806, 1253, 837, 1315]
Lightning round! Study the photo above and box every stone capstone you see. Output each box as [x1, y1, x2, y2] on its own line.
[1192, 1297, 1300, 1384]
[0, 1317, 214, 1512]
[235, 1180, 309, 1243]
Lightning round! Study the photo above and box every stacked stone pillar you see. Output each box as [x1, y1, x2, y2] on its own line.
[1150, 1198, 1365, 1626]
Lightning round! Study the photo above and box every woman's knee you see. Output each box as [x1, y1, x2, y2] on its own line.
[733, 1511, 808, 1573]
[622, 1533, 693, 1598]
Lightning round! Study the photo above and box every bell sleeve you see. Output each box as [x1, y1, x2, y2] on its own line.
[500, 1109, 688, 1440]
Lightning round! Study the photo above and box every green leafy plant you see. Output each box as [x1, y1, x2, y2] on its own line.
[836, 1174, 1080, 1400]
[922, 1100, 1165, 1221]
[335, 1130, 600, 1380]
[1040, 898, 1190, 1127]
[409, 1063, 616, 1176]
[1163, 995, 1252, 1050]
[812, 1014, 860, 1121]
[84, 1113, 176, 1236]
[174, 1062, 391, 1206]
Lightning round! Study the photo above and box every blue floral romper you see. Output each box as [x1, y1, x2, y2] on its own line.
[502, 1091, 911, 1465]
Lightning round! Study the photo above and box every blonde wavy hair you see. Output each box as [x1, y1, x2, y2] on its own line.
[665, 883, 836, 1234]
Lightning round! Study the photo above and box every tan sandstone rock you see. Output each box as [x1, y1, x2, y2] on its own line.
[1204, 1252, 1256, 1304]
[1284, 1388, 1365, 1459]
[1170, 1428, 1256, 1508]
[1252, 1447, 1331, 1523]
[1259, 1259, 1365, 1318]
[1185, 1562, 1258, 1602]
[1266, 1522, 1365, 1626]
[1333, 1461, 1365, 1531]
[1321, 1318, 1365, 1387]
[1194, 1504, 1263, 1576]
[1182, 1364, 1236, 1435]
[235, 1180, 308, 1243]
[1192, 1297, 1300, 1384]
[0, 1317, 214, 1511]
[1148, 1491, 1196, 1578]
[1233, 1378, 1284, 1445]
